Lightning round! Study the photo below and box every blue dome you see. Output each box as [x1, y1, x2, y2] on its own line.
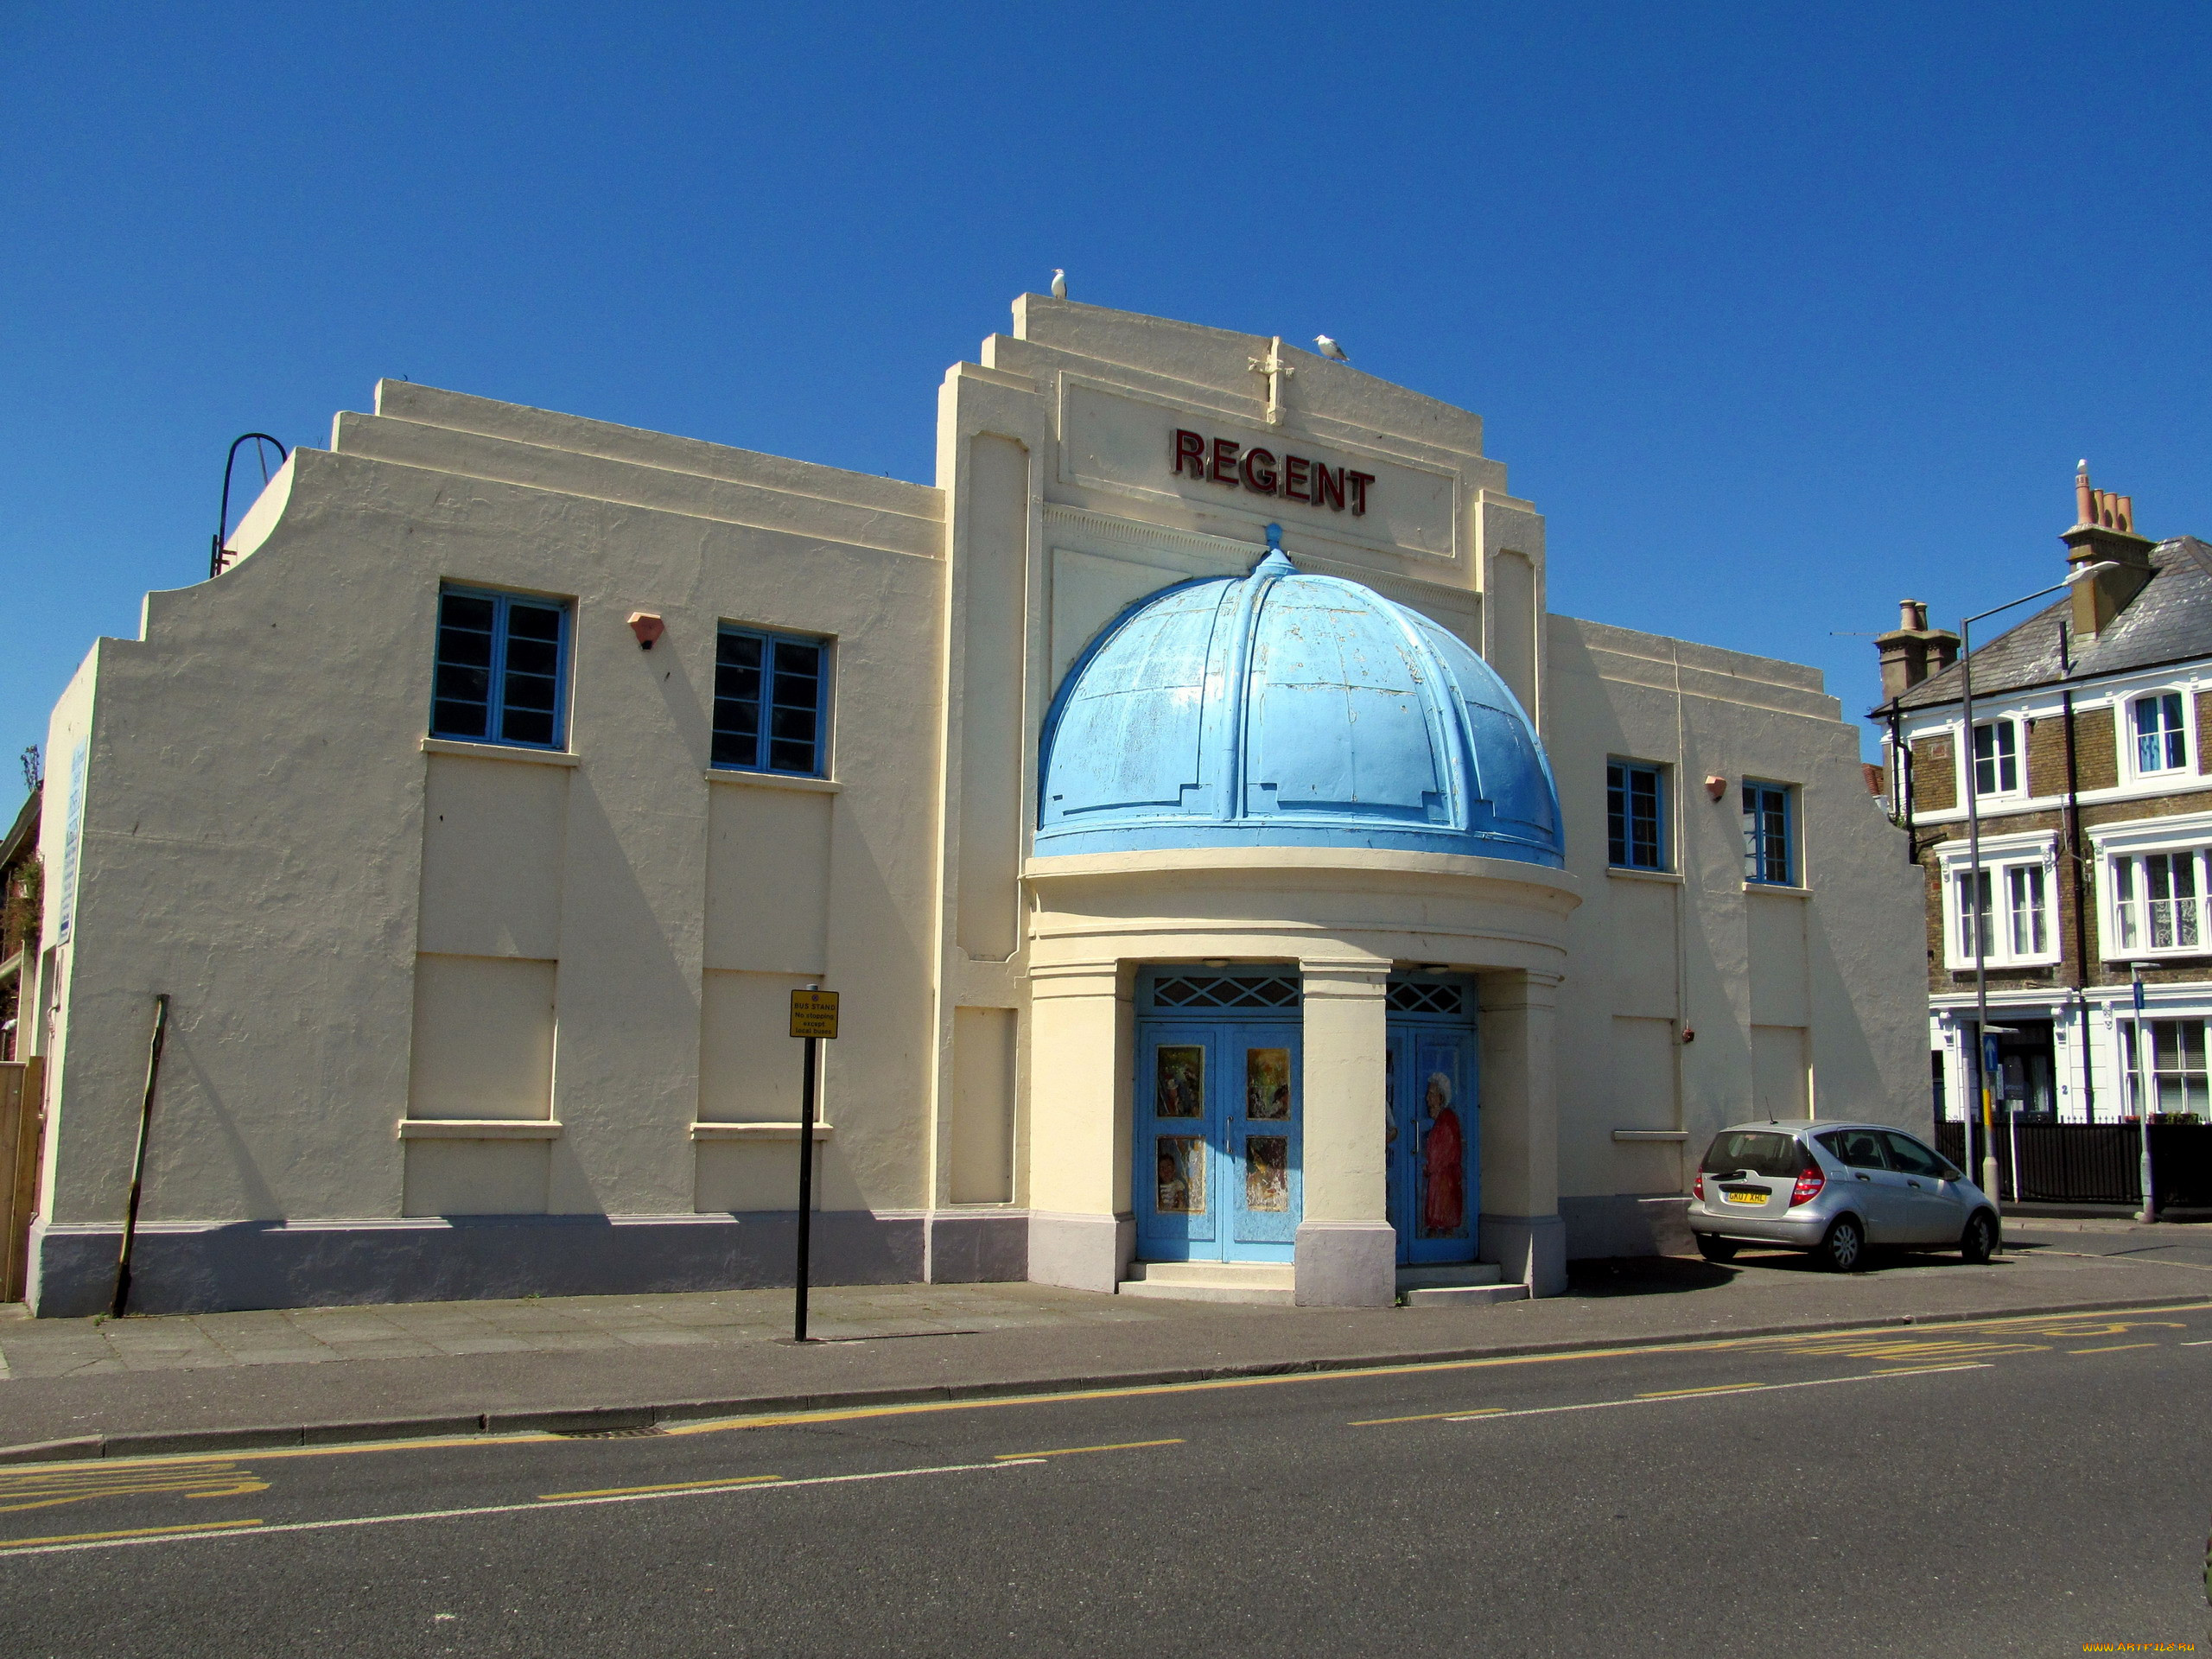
[1036, 538, 1563, 866]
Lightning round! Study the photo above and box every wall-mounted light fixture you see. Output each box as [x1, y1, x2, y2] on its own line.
[1704, 775, 1726, 802]
[628, 612, 664, 650]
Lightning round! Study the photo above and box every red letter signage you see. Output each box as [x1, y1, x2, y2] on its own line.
[1168, 429, 1372, 516]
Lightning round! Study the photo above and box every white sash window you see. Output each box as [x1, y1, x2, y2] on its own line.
[2110, 849, 2203, 957]
[1941, 835, 2059, 969]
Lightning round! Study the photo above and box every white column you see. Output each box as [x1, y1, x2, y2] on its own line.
[1478, 968, 1568, 1296]
[1295, 958, 1394, 1306]
[1024, 961, 1132, 1292]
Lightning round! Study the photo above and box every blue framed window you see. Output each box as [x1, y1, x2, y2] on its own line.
[1742, 781, 1794, 886]
[714, 626, 829, 776]
[431, 586, 569, 749]
[2133, 691, 2188, 774]
[1607, 760, 1666, 870]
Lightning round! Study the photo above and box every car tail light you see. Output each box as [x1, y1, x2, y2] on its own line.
[1789, 1163, 1825, 1207]
[1693, 1171, 1705, 1201]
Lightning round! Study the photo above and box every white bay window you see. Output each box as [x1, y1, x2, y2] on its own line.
[2096, 811, 2212, 962]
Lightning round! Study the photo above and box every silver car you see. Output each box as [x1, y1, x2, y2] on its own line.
[1686, 1120, 1999, 1272]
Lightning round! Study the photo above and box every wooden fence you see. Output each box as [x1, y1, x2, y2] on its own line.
[0, 1058, 44, 1302]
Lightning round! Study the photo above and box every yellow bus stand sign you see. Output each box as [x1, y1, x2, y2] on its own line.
[790, 989, 839, 1040]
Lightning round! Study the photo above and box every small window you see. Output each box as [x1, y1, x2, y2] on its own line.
[1880, 1131, 1951, 1179]
[431, 586, 570, 749]
[2132, 692, 2188, 774]
[1741, 781, 1794, 886]
[1970, 719, 2018, 797]
[1606, 760, 1666, 870]
[714, 626, 829, 776]
[1815, 1128, 1889, 1170]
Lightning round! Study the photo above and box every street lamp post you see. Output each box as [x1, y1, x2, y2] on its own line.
[1959, 563, 2117, 1216]
[2130, 960, 2159, 1224]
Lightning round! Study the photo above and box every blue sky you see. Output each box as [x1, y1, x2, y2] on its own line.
[4, 3, 2209, 782]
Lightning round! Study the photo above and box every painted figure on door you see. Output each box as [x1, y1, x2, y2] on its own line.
[1244, 1135, 1289, 1211]
[1157, 1047, 1203, 1119]
[1420, 1072, 1466, 1237]
[1157, 1137, 1205, 1215]
[1246, 1048, 1291, 1121]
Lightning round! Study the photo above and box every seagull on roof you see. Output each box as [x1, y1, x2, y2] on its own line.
[1314, 334, 1349, 363]
[1051, 269, 1066, 300]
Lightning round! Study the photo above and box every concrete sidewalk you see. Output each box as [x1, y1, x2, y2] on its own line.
[4, 1227, 2209, 1460]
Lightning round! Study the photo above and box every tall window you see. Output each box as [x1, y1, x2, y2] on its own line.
[1606, 761, 1665, 870]
[1971, 720, 2018, 796]
[1955, 868, 1993, 963]
[2110, 850, 2202, 955]
[431, 586, 569, 749]
[2006, 864, 2048, 957]
[2133, 692, 2188, 774]
[1742, 781, 1793, 886]
[2122, 1019, 2210, 1119]
[714, 626, 829, 776]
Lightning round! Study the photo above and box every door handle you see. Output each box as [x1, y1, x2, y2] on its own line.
[1855, 1173, 1872, 1182]
[1907, 1179, 1922, 1189]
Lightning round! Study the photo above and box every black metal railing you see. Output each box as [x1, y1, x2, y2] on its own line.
[1935, 1122, 2212, 1207]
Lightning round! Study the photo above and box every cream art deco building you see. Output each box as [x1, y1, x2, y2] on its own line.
[20, 297, 1924, 1315]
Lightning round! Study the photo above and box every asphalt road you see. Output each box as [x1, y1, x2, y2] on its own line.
[3, 1294, 2209, 1657]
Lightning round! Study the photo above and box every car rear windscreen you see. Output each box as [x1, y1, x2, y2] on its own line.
[1699, 1130, 1804, 1178]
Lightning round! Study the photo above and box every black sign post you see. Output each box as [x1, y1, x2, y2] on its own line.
[789, 988, 839, 1343]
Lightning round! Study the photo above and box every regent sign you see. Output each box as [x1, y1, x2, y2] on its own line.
[1173, 429, 1376, 516]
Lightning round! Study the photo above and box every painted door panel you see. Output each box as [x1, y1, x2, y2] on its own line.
[1135, 1020, 1301, 1262]
[1137, 1026, 1217, 1256]
[1386, 1016, 1478, 1265]
[1228, 1028, 1300, 1255]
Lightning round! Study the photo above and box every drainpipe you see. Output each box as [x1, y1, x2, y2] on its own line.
[2061, 660, 2095, 1122]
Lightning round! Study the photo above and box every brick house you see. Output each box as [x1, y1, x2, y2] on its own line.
[1878, 467, 2212, 1128]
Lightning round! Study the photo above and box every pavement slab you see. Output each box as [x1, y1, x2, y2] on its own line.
[1, 1225, 2208, 1455]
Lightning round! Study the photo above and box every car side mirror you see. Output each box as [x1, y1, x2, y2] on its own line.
[1939, 1165, 1963, 1182]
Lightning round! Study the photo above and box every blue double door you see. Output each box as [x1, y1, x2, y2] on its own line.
[1385, 1016, 1479, 1265]
[1136, 1021, 1302, 1263]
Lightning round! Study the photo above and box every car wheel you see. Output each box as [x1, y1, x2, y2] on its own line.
[1960, 1211, 1999, 1265]
[1696, 1235, 1738, 1262]
[1815, 1215, 1866, 1273]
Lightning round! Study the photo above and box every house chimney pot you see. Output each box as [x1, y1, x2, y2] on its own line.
[1875, 597, 1960, 701]
[2066, 464, 2156, 636]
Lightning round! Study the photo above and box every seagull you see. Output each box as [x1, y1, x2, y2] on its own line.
[1314, 334, 1349, 363]
[1051, 269, 1066, 300]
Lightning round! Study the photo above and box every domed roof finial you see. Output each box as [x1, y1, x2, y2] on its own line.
[1255, 522, 1296, 577]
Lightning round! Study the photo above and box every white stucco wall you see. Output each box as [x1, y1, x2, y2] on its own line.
[27, 295, 1928, 1310]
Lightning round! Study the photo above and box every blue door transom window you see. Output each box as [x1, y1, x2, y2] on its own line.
[431, 586, 570, 750]
[715, 626, 830, 776]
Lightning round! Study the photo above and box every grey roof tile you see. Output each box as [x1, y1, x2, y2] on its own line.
[1888, 537, 2212, 712]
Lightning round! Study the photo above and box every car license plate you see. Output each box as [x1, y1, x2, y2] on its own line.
[1723, 1190, 1767, 1205]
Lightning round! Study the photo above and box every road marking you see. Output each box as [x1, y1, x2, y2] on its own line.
[2182, 1339, 2212, 1346]
[0, 1459, 1044, 1560]
[0, 1519, 264, 1551]
[1426, 1363, 1994, 1425]
[7, 1300, 2205, 1478]
[537, 1474, 783, 1500]
[1636, 1382, 1769, 1400]
[991, 1439, 1183, 1460]
[2066, 1343, 2159, 1355]
[1349, 1408, 1505, 1427]
[0, 1462, 270, 1516]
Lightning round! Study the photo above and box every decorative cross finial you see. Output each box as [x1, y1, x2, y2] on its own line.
[1247, 335, 1294, 426]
